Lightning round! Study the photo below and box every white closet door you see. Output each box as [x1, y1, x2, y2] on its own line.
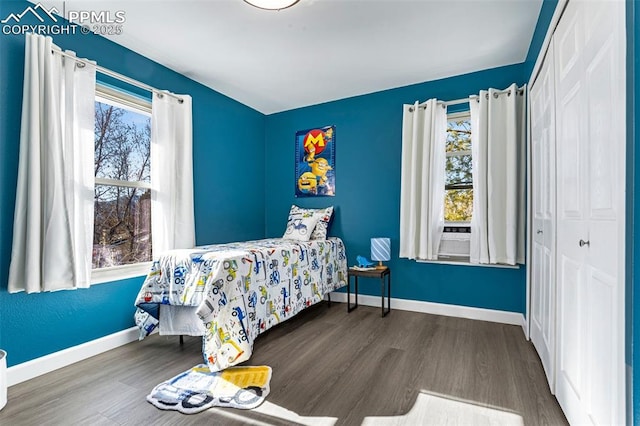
[530, 42, 556, 392]
[554, 0, 625, 424]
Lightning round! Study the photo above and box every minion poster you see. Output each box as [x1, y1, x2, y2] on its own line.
[295, 125, 336, 197]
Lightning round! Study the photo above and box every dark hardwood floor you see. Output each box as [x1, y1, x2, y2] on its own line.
[0, 303, 567, 425]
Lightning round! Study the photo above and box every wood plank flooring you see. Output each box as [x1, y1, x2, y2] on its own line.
[0, 303, 568, 425]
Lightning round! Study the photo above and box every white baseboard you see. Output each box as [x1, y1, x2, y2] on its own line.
[7, 326, 140, 387]
[330, 292, 525, 327]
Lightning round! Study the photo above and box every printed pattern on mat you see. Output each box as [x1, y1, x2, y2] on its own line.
[134, 238, 347, 371]
[147, 364, 272, 413]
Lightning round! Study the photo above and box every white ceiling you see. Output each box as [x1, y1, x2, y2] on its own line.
[39, 0, 543, 114]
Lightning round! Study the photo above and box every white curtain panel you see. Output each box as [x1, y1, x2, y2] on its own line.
[151, 92, 195, 256]
[9, 33, 96, 293]
[399, 99, 447, 260]
[469, 83, 526, 265]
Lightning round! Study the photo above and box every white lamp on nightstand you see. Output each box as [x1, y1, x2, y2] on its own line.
[371, 237, 391, 270]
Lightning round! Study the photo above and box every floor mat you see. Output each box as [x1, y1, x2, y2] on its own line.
[147, 364, 271, 414]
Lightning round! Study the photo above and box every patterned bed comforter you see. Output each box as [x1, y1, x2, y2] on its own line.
[134, 238, 347, 371]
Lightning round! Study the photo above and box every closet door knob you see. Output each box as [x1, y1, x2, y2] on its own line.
[537, 229, 543, 234]
[579, 239, 590, 247]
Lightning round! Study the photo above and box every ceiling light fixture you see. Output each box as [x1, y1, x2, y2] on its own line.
[243, 0, 300, 11]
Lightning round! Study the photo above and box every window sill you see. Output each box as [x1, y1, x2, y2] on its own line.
[92, 262, 152, 285]
[418, 258, 520, 269]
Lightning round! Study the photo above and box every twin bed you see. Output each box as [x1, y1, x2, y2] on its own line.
[134, 236, 348, 372]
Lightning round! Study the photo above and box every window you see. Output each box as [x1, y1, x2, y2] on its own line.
[444, 112, 473, 226]
[440, 111, 472, 260]
[92, 85, 152, 271]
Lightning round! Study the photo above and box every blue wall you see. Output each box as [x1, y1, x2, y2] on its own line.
[523, 0, 558, 80]
[0, 0, 266, 366]
[264, 64, 528, 313]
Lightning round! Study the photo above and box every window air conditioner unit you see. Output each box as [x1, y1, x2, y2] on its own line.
[439, 232, 471, 258]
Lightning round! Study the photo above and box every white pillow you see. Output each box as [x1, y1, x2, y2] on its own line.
[288, 205, 334, 240]
[283, 214, 320, 241]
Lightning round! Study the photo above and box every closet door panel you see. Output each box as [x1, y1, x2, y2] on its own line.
[554, 0, 625, 424]
[587, 267, 617, 424]
[529, 40, 556, 389]
[587, 38, 617, 219]
[532, 244, 543, 327]
[557, 253, 591, 425]
[558, 255, 584, 394]
[583, 2, 624, 423]
[554, 2, 591, 424]
[542, 246, 552, 346]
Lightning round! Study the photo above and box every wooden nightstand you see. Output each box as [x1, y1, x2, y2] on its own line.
[347, 266, 391, 317]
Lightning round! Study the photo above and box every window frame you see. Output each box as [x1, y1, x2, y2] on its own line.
[91, 84, 153, 284]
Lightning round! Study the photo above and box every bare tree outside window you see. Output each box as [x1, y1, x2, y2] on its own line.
[93, 98, 152, 269]
[445, 115, 473, 222]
